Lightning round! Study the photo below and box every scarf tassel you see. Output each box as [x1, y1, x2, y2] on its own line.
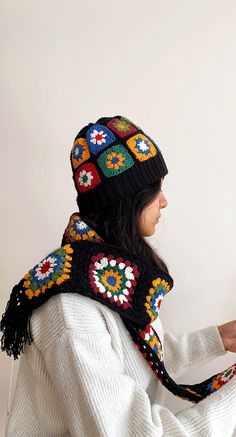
[0, 280, 34, 360]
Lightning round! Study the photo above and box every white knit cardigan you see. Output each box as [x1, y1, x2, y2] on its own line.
[5, 293, 236, 436]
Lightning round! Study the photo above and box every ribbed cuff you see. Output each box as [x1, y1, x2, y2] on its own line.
[201, 324, 227, 355]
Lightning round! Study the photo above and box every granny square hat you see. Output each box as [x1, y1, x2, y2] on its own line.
[70, 115, 169, 214]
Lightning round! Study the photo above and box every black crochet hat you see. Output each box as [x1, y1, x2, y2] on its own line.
[70, 115, 169, 214]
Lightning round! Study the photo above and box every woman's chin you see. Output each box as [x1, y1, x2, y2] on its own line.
[142, 226, 156, 237]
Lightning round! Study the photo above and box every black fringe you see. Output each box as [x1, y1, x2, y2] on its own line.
[0, 279, 34, 360]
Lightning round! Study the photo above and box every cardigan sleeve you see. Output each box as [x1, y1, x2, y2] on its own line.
[163, 325, 227, 380]
[43, 327, 236, 437]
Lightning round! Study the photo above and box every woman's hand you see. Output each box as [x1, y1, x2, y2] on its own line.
[217, 320, 236, 352]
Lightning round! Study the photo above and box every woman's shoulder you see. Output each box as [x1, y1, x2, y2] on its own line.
[30, 293, 119, 352]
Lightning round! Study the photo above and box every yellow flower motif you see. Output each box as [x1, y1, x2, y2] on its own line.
[127, 134, 157, 161]
[152, 277, 171, 293]
[106, 152, 125, 170]
[71, 228, 96, 241]
[115, 121, 129, 131]
[149, 337, 162, 360]
[144, 277, 171, 322]
[101, 270, 122, 292]
[24, 245, 74, 300]
[66, 214, 101, 241]
[71, 138, 90, 169]
[212, 378, 222, 390]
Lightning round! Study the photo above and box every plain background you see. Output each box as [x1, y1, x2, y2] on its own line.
[1, 0, 236, 435]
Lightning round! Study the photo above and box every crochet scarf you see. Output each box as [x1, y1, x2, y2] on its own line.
[1, 212, 236, 404]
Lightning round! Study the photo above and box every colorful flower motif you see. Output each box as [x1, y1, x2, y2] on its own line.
[75, 162, 101, 192]
[145, 277, 171, 322]
[89, 253, 140, 309]
[86, 124, 116, 154]
[221, 365, 236, 382]
[127, 134, 157, 161]
[140, 324, 163, 361]
[206, 364, 236, 393]
[121, 116, 142, 130]
[79, 170, 93, 187]
[23, 244, 73, 299]
[106, 151, 125, 170]
[91, 130, 107, 145]
[34, 256, 58, 281]
[107, 117, 137, 137]
[63, 213, 103, 243]
[97, 144, 134, 177]
[71, 138, 90, 169]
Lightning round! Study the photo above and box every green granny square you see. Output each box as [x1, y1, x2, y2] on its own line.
[97, 144, 134, 177]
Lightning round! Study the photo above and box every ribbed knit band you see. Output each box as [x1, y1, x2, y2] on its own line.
[70, 115, 169, 214]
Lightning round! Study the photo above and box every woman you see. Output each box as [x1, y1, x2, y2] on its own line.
[1, 115, 236, 436]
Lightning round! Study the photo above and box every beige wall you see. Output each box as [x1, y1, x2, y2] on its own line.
[1, 0, 236, 434]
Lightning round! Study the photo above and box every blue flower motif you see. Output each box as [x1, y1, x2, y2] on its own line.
[206, 381, 216, 393]
[73, 219, 91, 236]
[135, 138, 151, 155]
[31, 253, 63, 285]
[73, 143, 84, 160]
[150, 289, 165, 316]
[86, 124, 116, 154]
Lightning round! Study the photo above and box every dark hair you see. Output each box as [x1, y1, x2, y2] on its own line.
[77, 179, 170, 274]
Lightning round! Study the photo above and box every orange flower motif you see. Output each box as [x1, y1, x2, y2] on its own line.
[114, 120, 130, 132]
[212, 377, 224, 390]
[144, 278, 171, 322]
[23, 244, 73, 300]
[106, 152, 125, 170]
[127, 134, 157, 161]
[65, 213, 102, 242]
[71, 138, 90, 169]
[101, 270, 123, 292]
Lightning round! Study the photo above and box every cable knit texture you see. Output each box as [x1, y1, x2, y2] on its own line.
[5, 292, 236, 437]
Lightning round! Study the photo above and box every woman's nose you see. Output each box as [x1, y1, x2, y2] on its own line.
[160, 192, 168, 208]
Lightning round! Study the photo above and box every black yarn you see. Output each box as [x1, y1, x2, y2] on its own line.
[1, 236, 235, 404]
